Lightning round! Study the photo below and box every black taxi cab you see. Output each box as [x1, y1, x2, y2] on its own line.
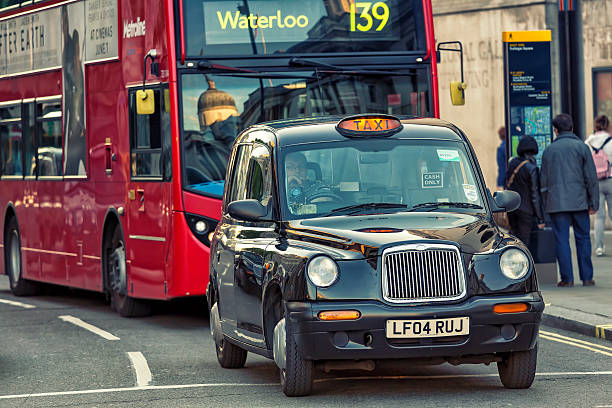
[207, 114, 544, 397]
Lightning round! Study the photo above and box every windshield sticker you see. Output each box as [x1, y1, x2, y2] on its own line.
[437, 149, 461, 162]
[462, 184, 478, 202]
[422, 172, 443, 188]
[296, 204, 317, 215]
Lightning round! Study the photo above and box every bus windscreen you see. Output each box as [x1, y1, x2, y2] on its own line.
[182, 0, 426, 56]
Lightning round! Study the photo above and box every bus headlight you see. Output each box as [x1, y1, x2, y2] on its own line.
[499, 248, 530, 280]
[307, 256, 339, 288]
[185, 213, 218, 246]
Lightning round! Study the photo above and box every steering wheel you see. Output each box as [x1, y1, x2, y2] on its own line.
[306, 191, 344, 204]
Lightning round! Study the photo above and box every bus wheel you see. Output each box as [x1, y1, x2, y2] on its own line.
[106, 226, 152, 317]
[5, 217, 40, 296]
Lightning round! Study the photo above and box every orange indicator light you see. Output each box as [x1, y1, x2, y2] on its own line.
[493, 303, 529, 314]
[318, 310, 361, 321]
[338, 116, 401, 133]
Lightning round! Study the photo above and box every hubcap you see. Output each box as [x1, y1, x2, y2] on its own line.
[9, 231, 20, 284]
[109, 241, 127, 294]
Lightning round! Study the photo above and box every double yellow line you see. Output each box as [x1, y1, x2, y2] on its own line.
[540, 330, 612, 357]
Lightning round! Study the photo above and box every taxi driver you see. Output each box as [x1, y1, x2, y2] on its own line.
[285, 152, 326, 210]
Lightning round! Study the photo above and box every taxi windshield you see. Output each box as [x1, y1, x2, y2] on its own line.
[279, 139, 485, 219]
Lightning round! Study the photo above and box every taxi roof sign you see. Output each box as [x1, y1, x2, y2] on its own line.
[336, 114, 402, 137]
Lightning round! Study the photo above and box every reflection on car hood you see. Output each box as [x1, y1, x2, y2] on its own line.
[285, 212, 500, 258]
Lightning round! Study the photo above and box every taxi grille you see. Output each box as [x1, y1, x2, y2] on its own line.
[382, 246, 466, 303]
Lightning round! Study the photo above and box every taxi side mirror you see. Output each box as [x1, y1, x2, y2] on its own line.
[492, 190, 521, 213]
[136, 89, 155, 115]
[228, 199, 270, 221]
[450, 81, 467, 106]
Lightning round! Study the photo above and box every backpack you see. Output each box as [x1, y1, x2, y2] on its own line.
[590, 137, 612, 180]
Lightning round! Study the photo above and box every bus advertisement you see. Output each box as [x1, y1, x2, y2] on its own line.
[0, 0, 456, 316]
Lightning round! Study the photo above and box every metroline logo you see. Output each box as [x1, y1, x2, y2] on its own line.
[123, 17, 146, 39]
[216, 10, 309, 29]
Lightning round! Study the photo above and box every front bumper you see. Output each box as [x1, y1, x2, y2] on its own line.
[286, 292, 544, 360]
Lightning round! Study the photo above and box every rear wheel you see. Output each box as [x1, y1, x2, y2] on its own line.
[105, 226, 152, 317]
[211, 302, 247, 368]
[5, 217, 40, 296]
[498, 343, 538, 389]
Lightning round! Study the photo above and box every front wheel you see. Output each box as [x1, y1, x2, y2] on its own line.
[275, 318, 313, 397]
[497, 343, 538, 389]
[5, 217, 40, 296]
[105, 226, 152, 317]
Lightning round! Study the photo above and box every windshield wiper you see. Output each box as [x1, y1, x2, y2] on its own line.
[288, 57, 416, 77]
[407, 202, 484, 212]
[325, 202, 407, 216]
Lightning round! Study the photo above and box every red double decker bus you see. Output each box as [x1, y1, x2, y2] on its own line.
[0, 0, 454, 316]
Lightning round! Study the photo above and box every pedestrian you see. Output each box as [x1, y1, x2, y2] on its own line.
[496, 126, 507, 189]
[505, 136, 545, 246]
[541, 113, 599, 287]
[585, 114, 612, 256]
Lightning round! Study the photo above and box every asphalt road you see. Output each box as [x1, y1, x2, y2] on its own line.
[1, 275, 611, 408]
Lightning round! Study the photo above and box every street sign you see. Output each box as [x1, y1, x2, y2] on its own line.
[502, 30, 553, 167]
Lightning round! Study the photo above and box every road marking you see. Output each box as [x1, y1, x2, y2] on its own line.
[595, 324, 612, 340]
[540, 330, 612, 354]
[58, 315, 120, 341]
[127, 352, 152, 387]
[0, 298, 36, 309]
[1, 372, 612, 400]
[540, 334, 612, 357]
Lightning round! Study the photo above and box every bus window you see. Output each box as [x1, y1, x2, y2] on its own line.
[36, 99, 63, 178]
[23, 103, 37, 177]
[129, 87, 170, 179]
[0, 103, 23, 177]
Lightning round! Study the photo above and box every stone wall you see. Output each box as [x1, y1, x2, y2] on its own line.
[432, 0, 559, 190]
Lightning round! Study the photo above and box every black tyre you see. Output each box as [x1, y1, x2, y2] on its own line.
[281, 321, 313, 397]
[211, 302, 247, 368]
[498, 343, 538, 389]
[5, 217, 40, 296]
[215, 338, 248, 369]
[104, 226, 152, 317]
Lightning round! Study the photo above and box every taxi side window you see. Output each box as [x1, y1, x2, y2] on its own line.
[246, 144, 272, 205]
[228, 143, 252, 203]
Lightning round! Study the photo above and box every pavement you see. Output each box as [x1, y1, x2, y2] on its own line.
[538, 230, 612, 342]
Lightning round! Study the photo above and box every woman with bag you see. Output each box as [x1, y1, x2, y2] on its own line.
[585, 114, 612, 256]
[506, 136, 545, 246]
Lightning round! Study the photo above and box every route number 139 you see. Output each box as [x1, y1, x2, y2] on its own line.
[350, 2, 390, 32]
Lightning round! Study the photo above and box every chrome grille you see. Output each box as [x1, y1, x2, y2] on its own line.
[382, 244, 465, 303]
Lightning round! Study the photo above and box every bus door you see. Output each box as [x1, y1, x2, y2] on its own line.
[126, 86, 172, 299]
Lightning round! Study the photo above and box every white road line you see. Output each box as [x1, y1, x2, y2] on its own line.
[540, 330, 612, 352]
[1, 372, 612, 400]
[0, 298, 36, 309]
[58, 315, 120, 341]
[127, 352, 152, 387]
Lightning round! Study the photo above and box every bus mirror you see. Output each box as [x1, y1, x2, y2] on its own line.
[450, 81, 467, 106]
[136, 90, 155, 115]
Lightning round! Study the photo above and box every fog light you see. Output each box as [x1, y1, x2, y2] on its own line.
[493, 303, 529, 314]
[195, 220, 207, 234]
[318, 310, 361, 321]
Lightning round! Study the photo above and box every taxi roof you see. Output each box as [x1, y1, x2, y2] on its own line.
[252, 116, 466, 148]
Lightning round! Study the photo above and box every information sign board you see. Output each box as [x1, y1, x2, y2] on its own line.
[502, 31, 553, 167]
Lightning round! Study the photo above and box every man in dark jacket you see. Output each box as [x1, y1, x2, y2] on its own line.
[541, 114, 599, 287]
[506, 136, 545, 246]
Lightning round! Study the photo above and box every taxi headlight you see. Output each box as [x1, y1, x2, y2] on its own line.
[499, 248, 530, 279]
[307, 256, 339, 288]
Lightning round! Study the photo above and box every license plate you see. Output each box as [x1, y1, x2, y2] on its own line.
[386, 317, 470, 338]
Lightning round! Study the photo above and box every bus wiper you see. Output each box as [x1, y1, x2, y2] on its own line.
[289, 57, 416, 77]
[196, 60, 313, 79]
[407, 202, 484, 212]
[325, 202, 407, 216]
